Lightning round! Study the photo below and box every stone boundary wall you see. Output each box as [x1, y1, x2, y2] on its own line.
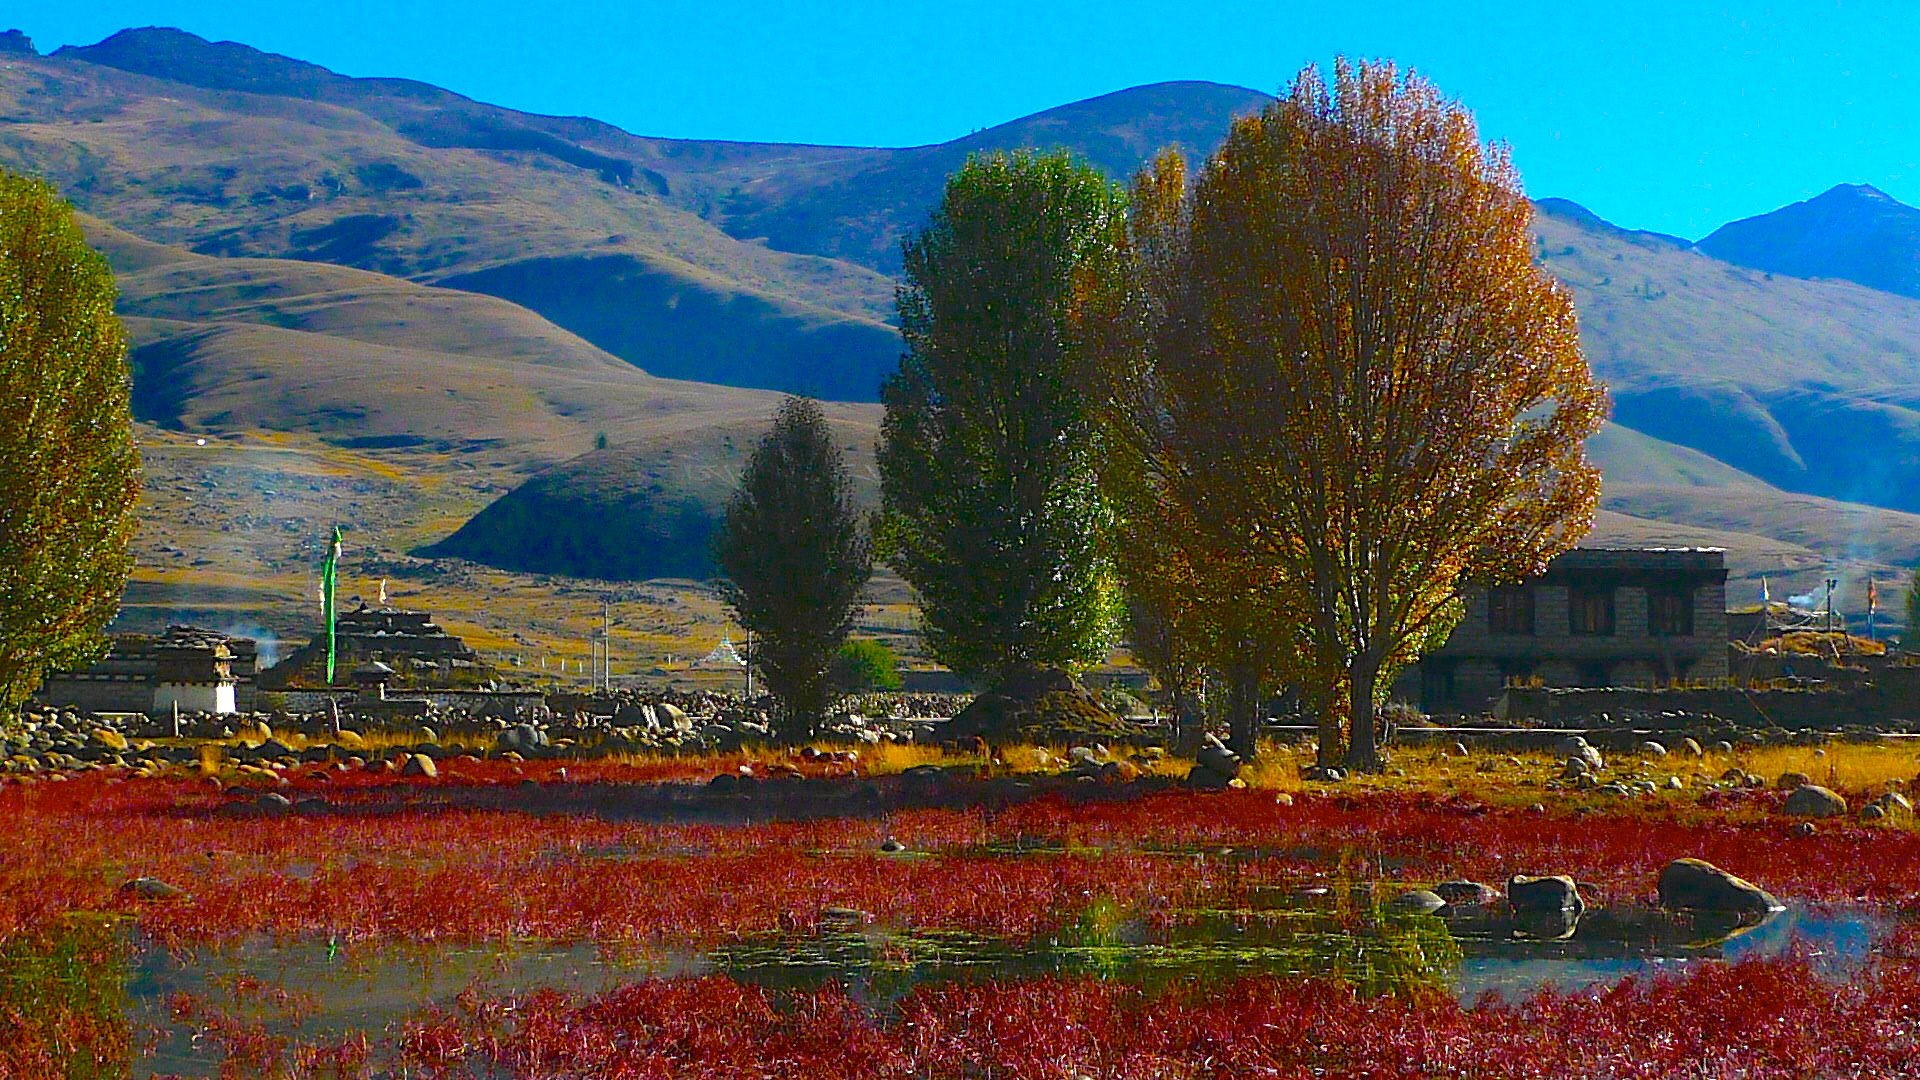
[1502, 666, 1920, 729]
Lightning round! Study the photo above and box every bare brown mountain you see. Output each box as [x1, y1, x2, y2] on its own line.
[1697, 183, 1920, 299]
[8, 27, 1920, 616]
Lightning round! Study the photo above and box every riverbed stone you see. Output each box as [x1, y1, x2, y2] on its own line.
[1433, 880, 1499, 907]
[120, 877, 188, 900]
[1656, 858, 1782, 917]
[1783, 784, 1846, 818]
[1390, 889, 1447, 914]
[1507, 874, 1584, 914]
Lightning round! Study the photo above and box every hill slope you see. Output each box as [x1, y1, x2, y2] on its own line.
[1697, 184, 1920, 299]
[16, 26, 1920, 624]
[9, 29, 901, 395]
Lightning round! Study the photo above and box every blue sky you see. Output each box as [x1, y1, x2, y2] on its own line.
[15, 1, 1919, 239]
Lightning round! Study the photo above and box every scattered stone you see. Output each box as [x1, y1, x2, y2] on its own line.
[1433, 880, 1499, 907]
[1783, 784, 1846, 818]
[401, 753, 437, 779]
[1680, 738, 1704, 757]
[878, 838, 907, 854]
[1861, 803, 1887, 821]
[90, 728, 129, 753]
[1656, 858, 1782, 917]
[255, 792, 293, 813]
[1711, 740, 1734, 754]
[1390, 889, 1447, 914]
[1789, 821, 1818, 838]
[1667, 775, 1685, 790]
[1507, 874, 1583, 914]
[1776, 771, 1812, 791]
[1639, 741, 1667, 757]
[1187, 735, 1243, 790]
[120, 877, 188, 901]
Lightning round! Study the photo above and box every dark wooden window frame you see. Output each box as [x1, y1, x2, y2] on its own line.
[1487, 585, 1536, 635]
[1569, 586, 1616, 636]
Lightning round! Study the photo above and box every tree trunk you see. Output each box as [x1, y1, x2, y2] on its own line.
[1314, 688, 1345, 770]
[1227, 667, 1259, 760]
[1171, 685, 1203, 754]
[1345, 660, 1384, 773]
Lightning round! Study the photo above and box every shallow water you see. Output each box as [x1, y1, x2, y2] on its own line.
[118, 896, 1893, 1077]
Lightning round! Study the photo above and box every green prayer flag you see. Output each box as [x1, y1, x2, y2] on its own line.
[322, 526, 343, 683]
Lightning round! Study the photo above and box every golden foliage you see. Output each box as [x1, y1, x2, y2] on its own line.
[1078, 60, 1607, 769]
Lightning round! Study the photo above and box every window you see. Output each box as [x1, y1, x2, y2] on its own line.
[1487, 586, 1535, 635]
[1569, 586, 1615, 636]
[1421, 662, 1458, 710]
[1649, 588, 1694, 637]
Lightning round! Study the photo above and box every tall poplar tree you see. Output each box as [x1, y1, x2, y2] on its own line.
[878, 150, 1124, 683]
[1081, 62, 1607, 770]
[0, 172, 141, 719]
[714, 396, 871, 740]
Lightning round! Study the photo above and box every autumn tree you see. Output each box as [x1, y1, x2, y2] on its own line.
[714, 396, 871, 740]
[878, 150, 1124, 683]
[0, 172, 142, 721]
[1079, 62, 1606, 771]
[1905, 570, 1920, 647]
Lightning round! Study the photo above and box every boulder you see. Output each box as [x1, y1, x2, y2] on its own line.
[1776, 771, 1812, 791]
[120, 877, 188, 901]
[401, 753, 438, 779]
[657, 702, 692, 732]
[255, 792, 294, 813]
[1507, 874, 1584, 914]
[1390, 889, 1447, 914]
[1680, 738, 1705, 757]
[1783, 784, 1846, 818]
[1433, 880, 1499, 907]
[1656, 858, 1782, 917]
[1638, 741, 1668, 757]
[90, 728, 129, 753]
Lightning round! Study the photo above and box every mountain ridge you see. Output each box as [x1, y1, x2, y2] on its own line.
[9, 25, 1920, 616]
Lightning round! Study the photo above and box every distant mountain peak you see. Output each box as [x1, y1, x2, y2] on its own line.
[0, 29, 35, 56]
[1698, 182, 1920, 298]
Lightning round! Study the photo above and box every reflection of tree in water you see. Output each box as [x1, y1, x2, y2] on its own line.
[0, 917, 132, 1079]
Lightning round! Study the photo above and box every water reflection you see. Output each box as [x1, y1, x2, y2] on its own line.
[108, 897, 1896, 1077]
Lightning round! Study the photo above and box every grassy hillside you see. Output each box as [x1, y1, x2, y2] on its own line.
[1533, 201, 1920, 511]
[19, 26, 1920, 638]
[6, 31, 899, 394]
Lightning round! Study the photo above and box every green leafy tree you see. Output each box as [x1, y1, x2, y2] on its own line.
[0, 172, 141, 720]
[878, 150, 1124, 683]
[832, 638, 902, 692]
[714, 396, 871, 739]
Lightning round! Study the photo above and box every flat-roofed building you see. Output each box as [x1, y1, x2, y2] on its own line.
[1402, 548, 1729, 714]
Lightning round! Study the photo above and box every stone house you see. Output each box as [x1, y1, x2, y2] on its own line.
[1401, 548, 1729, 714]
[37, 626, 256, 715]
